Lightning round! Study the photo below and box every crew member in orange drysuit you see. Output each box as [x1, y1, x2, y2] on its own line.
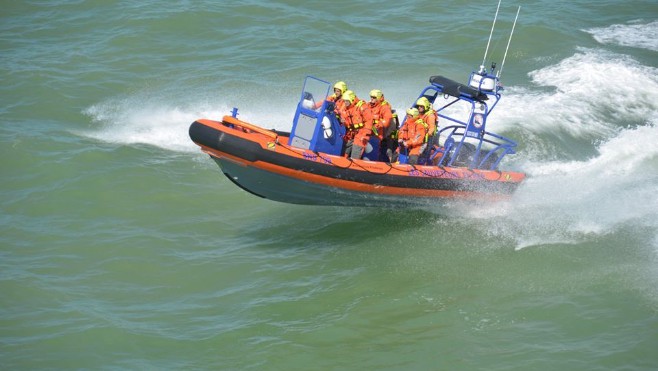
[396, 108, 428, 165]
[367, 89, 395, 162]
[415, 96, 438, 157]
[339, 90, 371, 159]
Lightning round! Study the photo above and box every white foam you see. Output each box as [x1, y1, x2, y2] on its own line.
[492, 49, 658, 138]
[80, 92, 295, 153]
[584, 20, 658, 51]
[470, 121, 658, 249]
[444, 47, 658, 249]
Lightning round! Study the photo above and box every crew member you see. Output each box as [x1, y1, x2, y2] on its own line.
[415, 97, 438, 157]
[338, 90, 371, 159]
[397, 108, 428, 165]
[367, 89, 396, 162]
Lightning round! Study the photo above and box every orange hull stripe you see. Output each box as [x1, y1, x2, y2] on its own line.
[199, 145, 510, 200]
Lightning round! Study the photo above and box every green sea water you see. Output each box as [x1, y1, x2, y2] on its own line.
[2, 1, 658, 369]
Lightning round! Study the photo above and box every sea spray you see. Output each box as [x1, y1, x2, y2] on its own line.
[584, 20, 658, 52]
[466, 122, 658, 250]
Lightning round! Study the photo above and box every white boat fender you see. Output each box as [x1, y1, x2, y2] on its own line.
[322, 116, 333, 139]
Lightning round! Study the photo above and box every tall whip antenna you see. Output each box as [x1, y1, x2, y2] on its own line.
[497, 6, 521, 78]
[480, 0, 502, 74]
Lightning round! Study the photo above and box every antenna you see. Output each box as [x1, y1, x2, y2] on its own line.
[497, 6, 521, 78]
[480, 0, 502, 74]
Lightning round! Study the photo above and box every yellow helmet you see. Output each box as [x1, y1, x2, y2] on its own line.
[341, 90, 356, 104]
[334, 81, 348, 94]
[406, 107, 420, 117]
[415, 97, 431, 111]
[369, 89, 383, 99]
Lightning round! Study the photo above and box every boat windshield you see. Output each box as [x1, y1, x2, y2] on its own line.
[300, 76, 331, 111]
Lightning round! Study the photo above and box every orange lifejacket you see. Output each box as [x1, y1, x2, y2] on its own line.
[333, 94, 347, 114]
[399, 116, 428, 156]
[339, 99, 368, 141]
[354, 101, 373, 146]
[421, 109, 438, 137]
[368, 100, 393, 140]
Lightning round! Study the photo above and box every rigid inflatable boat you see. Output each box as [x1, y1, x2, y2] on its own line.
[189, 67, 525, 207]
[189, 2, 524, 207]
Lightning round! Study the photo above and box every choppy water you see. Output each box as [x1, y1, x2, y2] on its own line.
[2, 1, 658, 369]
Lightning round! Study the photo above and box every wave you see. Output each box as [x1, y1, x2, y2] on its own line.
[467, 120, 658, 250]
[584, 20, 658, 52]
[448, 47, 658, 249]
[80, 91, 295, 153]
[495, 48, 658, 137]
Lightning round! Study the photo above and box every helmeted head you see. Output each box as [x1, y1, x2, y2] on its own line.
[406, 107, 420, 118]
[334, 81, 348, 96]
[342, 90, 356, 106]
[415, 97, 431, 112]
[369, 89, 383, 101]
